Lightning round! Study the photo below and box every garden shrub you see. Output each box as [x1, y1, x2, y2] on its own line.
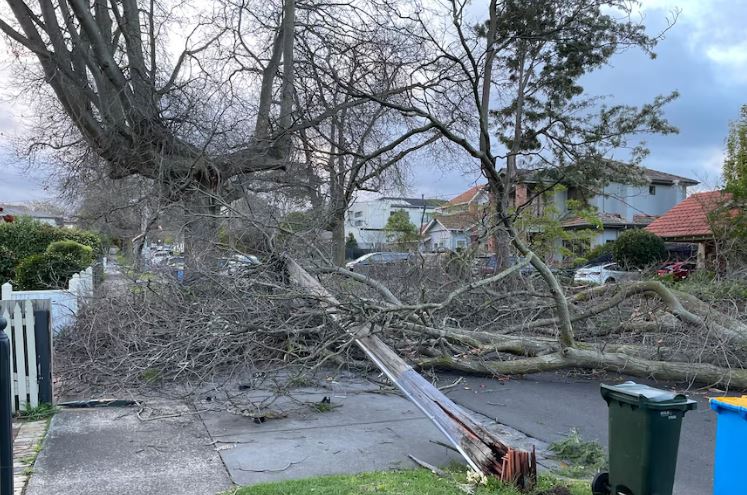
[612, 229, 666, 269]
[15, 252, 89, 290]
[61, 229, 104, 258]
[580, 241, 615, 266]
[46, 240, 93, 266]
[0, 246, 14, 284]
[0, 217, 59, 262]
[0, 217, 102, 282]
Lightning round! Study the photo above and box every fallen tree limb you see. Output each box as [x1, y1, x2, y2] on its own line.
[285, 257, 536, 486]
[418, 347, 747, 389]
[501, 281, 747, 349]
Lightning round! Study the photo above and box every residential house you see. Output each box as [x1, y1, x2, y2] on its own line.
[561, 168, 698, 246]
[422, 166, 699, 256]
[421, 212, 486, 252]
[645, 190, 734, 268]
[0, 204, 65, 227]
[345, 197, 446, 249]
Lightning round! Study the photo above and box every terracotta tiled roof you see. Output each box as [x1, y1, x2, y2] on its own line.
[447, 184, 487, 205]
[645, 191, 733, 239]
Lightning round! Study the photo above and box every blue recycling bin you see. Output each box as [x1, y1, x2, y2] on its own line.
[710, 396, 747, 494]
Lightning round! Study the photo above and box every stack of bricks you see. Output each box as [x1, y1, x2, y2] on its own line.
[12, 420, 47, 495]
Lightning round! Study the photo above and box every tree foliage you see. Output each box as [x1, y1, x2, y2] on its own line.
[712, 105, 747, 265]
[0, 217, 102, 283]
[612, 229, 666, 269]
[384, 211, 418, 247]
[14, 252, 87, 290]
[724, 104, 747, 199]
[47, 240, 94, 267]
[345, 233, 358, 249]
[516, 186, 602, 264]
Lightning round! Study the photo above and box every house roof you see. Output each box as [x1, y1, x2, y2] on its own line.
[638, 167, 699, 185]
[425, 212, 482, 232]
[0, 204, 64, 225]
[446, 166, 697, 208]
[645, 190, 733, 240]
[379, 197, 446, 208]
[447, 184, 488, 206]
[560, 212, 652, 229]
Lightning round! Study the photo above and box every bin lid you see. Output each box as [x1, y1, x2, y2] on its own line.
[710, 396, 747, 414]
[601, 381, 697, 409]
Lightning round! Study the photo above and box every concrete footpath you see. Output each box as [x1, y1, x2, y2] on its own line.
[26, 402, 231, 495]
[25, 374, 544, 494]
[26, 372, 719, 494]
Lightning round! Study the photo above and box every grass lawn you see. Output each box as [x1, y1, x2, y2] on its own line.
[231, 469, 591, 495]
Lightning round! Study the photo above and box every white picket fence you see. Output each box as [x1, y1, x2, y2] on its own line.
[1, 266, 93, 334]
[2, 300, 41, 413]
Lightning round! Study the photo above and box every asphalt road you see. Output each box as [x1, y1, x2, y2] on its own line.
[442, 372, 718, 495]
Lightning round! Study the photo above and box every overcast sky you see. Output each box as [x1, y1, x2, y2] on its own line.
[1, 0, 745, 204]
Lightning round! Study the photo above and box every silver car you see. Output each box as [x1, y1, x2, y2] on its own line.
[574, 262, 639, 285]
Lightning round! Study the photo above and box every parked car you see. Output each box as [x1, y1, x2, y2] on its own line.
[218, 255, 261, 275]
[657, 261, 696, 281]
[150, 250, 171, 265]
[165, 255, 185, 269]
[574, 262, 639, 285]
[345, 252, 411, 271]
[234, 254, 261, 266]
[479, 255, 535, 277]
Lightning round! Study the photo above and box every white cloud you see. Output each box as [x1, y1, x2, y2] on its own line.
[640, 0, 747, 83]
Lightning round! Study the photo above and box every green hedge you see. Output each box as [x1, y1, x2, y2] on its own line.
[612, 229, 666, 269]
[14, 252, 88, 290]
[0, 217, 103, 284]
[46, 240, 93, 266]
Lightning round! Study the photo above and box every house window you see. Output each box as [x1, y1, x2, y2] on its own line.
[354, 211, 362, 218]
[456, 239, 467, 248]
[649, 185, 656, 195]
[354, 220, 363, 226]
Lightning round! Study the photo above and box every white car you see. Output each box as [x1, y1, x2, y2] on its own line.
[574, 263, 639, 285]
[345, 252, 411, 271]
[150, 250, 171, 265]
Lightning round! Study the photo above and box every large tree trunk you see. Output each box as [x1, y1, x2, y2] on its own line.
[331, 212, 346, 267]
[183, 191, 221, 270]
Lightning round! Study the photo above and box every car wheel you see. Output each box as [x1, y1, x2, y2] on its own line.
[605, 277, 616, 284]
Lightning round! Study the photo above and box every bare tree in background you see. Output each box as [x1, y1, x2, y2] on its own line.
[332, 0, 679, 346]
[288, 3, 442, 265]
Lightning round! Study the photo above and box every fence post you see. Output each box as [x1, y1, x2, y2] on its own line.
[0, 315, 13, 495]
[0, 283, 11, 300]
[84, 267, 94, 298]
[68, 273, 81, 297]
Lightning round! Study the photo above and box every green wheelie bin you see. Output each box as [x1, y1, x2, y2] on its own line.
[592, 381, 697, 495]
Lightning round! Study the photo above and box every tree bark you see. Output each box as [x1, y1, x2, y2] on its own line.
[419, 347, 747, 389]
[331, 213, 346, 267]
[183, 191, 221, 270]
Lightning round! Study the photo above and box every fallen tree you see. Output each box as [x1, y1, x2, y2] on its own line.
[285, 257, 537, 487]
[57, 245, 747, 491]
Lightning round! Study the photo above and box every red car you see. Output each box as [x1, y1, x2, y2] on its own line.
[657, 261, 696, 280]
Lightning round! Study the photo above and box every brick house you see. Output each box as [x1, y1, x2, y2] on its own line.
[645, 190, 734, 268]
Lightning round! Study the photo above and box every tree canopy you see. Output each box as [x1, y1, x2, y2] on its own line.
[724, 104, 747, 199]
[384, 211, 419, 247]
